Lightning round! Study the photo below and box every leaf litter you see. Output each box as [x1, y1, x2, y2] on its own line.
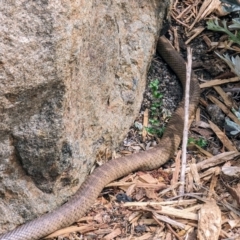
[47, 0, 240, 239]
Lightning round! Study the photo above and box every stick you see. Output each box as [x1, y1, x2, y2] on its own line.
[179, 47, 192, 195]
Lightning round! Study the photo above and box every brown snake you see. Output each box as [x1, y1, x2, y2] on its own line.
[0, 36, 200, 240]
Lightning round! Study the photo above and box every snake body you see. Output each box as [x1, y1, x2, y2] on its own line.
[0, 36, 200, 240]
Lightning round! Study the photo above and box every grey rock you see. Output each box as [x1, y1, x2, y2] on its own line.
[0, 0, 169, 232]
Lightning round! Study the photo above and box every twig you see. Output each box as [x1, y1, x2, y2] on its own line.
[152, 212, 186, 229]
[179, 46, 192, 196]
[223, 87, 240, 92]
[152, 213, 165, 228]
[171, 13, 190, 29]
[172, 27, 180, 52]
[166, 223, 183, 240]
[199, 76, 239, 88]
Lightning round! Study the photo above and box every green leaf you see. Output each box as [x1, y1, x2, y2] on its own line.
[207, 19, 228, 33]
[188, 137, 207, 147]
[225, 117, 240, 135]
[188, 137, 195, 145]
[153, 92, 163, 99]
[232, 107, 240, 119]
[207, 18, 240, 45]
[216, 53, 240, 77]
[196, 138, 207, 147]
[149, 119, 155, 123]
[229, 18, 240, 30]
[221, 0, 240, 13]
[145, 127, 155, 134]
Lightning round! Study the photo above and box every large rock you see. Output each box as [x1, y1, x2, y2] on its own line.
[0, 0, 169, 232]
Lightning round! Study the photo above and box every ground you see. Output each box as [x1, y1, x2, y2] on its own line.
[47, 1, 240, 239]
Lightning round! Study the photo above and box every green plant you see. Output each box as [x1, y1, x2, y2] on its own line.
[220, 0, 240, 13]
[188, 137, 207, 148]
[207, 18, 240, 79]
[224, 108, 240, 136]
[215, 53, 240, 77]
[207, 19, 240, 45]
[146, 79, 164, 137]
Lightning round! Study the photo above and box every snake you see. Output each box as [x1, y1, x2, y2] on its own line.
[0, 35, 200, 240]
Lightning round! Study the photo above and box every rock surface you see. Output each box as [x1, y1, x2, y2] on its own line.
[0, 0, 168, 232]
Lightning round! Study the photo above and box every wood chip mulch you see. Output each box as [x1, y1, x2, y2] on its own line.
[48, 1, 240, 239]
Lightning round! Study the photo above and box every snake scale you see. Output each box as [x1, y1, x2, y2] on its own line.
[0, 35, 200, 240]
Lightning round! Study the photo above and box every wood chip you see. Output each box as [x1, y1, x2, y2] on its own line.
[155, 206, 198, 221]
[197, 200, 221, 240]
[196, 151, 240, 171]
[142, 109, 149, 141]
[186, 172, 194, 193]
[185, 26, 205, 44]
[152, 212, 186, 230]
[171, 150, 181, 185]
[191, 127, 213, 138]
[213, 86, 233, 109]
[199, 167, 220, 179]
[200, 77, 239, 88]
[208, 95, 240, 125]
[138, 173, 158, 184]
[194, 121, 211, 128]
[209, 120, 237, 151]
[103, 228, 121, 240]
[224, 183, 240, 206]
[135, 182, 166, 190]
[45, 225, 96, 239]
[189, 163, 202, 189]
[125, 204, 198, 220]
[189, 0, 222, 30]
[208, 172, 219, 198]
[124, 199, 197, 208]
[193, 144, 213, 157]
